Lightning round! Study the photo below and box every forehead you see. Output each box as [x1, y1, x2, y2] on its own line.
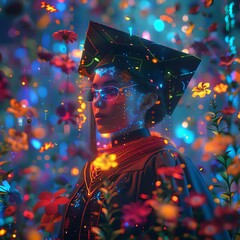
[92, 66, 131, 87]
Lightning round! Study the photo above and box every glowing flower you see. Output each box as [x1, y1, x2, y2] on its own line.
[214, 206, 239, 230]
[204, 134, 234, 156]
[213, 83, 228, 93]
[56, 101, 78, 125]
[39, 213, 62, 232]
[157, 165, 183, 180]
[6, 99, 38, 118]
[146, 200, 179, 222]
[92, 153, 118, 171]
[198, 220, 222, 236]
[50, 55, 76, 74]
[221, 106, 236, 115]
[33, 189, 69, 215]
[184, 192, 206, 208]
[227, 156, 240, 177]
[122, 201, 151, 227]
[192, 82, 211, 98]
[0, 180, 22, 203]
[52, 30, 78, 44]
[5, 128, 28, 152]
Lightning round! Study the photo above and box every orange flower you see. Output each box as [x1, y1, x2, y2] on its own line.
[213, 83, 228, 93]
[52, 30, 78, 44]
[192, 82, 211, 98]
[6, 99, 38, 118]
[227, 156, 240, 177]
[5, 129, 28, 152]
[204, 134, 234, 156]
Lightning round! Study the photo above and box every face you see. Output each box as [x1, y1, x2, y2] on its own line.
[91, 66, 145, 134]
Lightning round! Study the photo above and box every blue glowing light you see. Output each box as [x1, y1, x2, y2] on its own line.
[56, 2, 66, 12]
[53, 43, 67, 53]
[14, 48, 27, 59]
[31, 60, 41, 74]
[38, 86, 48, 98]
[166, 32, 175, 41]
[31, 139, 41, 149]
[49, 114, 58, 124]
[17, 88, 38, 105]
[5, 114, 14, 128]
[154, 19, 165, 32]
[59, 142, 68, 156]
[42, 33, 51, 48]
[175, 125, 195, 144]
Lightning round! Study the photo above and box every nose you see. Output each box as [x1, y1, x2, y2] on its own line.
[93, 92, 105, 108]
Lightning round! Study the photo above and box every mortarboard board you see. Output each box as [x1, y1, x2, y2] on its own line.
[79, 21, 201, 115]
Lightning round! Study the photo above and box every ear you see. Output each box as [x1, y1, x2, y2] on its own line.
[139, 92, 158, 111]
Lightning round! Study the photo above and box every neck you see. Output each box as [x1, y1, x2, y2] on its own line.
[111, 127, 150, 147]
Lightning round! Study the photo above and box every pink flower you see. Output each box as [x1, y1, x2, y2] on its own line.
[56, 101, 78, 125]
[122, 201, 151, 227]
[214, 206, 239, 230]
[182, 217, 198, 230]
[50, 55, 76, 74]
[184, 192, 206, 208]
[198, 220, 222, 236]
[52, 30, 78, 44]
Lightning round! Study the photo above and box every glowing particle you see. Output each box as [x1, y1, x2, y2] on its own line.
[71, 167, 79, 176]
[182, 121, 188, 128]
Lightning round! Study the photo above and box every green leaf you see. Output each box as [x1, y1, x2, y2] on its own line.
[111, 229, 125, 240]
[91, 227, 106, 240]
[219, 172, 228, 182]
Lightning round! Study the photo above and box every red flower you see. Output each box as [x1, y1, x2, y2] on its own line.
[56, 101, 78, 125]
[33, 189, 69, 215]
[214, 206, 239, 230]
[39, 213, 62, 233]
[199, 220, 222, 236]
[122, 201, 151, 227]
[50, 55, 76, 74]
[52, 30, 78, 44]
[221, 106, 236, 115]
[37, 48, 54, 62]
[184, 192, 206, 208]
[157, 165, 183, 180]
[23, 210, 34, 220]
[4, 205, 16, 216]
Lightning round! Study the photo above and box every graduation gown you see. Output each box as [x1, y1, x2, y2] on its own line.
[60, 129, 230, 240]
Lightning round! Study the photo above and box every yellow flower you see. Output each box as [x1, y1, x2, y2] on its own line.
[192, 82, 211, 98]
[7, 99, 38, 118]
[5, 128, 28, 152]
[213, 83, 228, 93]
[204, 134, 233, 156]
[92, 153, 118, 171]
[146, 200, 179, 222]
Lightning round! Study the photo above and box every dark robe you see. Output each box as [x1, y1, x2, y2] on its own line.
[60, 129, 230, 240]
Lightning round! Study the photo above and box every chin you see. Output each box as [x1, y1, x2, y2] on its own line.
[97, 125, 124, 134]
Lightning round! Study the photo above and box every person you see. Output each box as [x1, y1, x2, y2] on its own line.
[60, 21, 230, 240]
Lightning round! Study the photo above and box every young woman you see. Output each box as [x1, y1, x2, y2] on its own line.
[60, 21, 230, 240]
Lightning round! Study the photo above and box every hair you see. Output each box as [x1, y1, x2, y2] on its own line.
[90, 65, 167, 128]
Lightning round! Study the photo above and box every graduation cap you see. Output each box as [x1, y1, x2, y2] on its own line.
[79, 21, 201, 115]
